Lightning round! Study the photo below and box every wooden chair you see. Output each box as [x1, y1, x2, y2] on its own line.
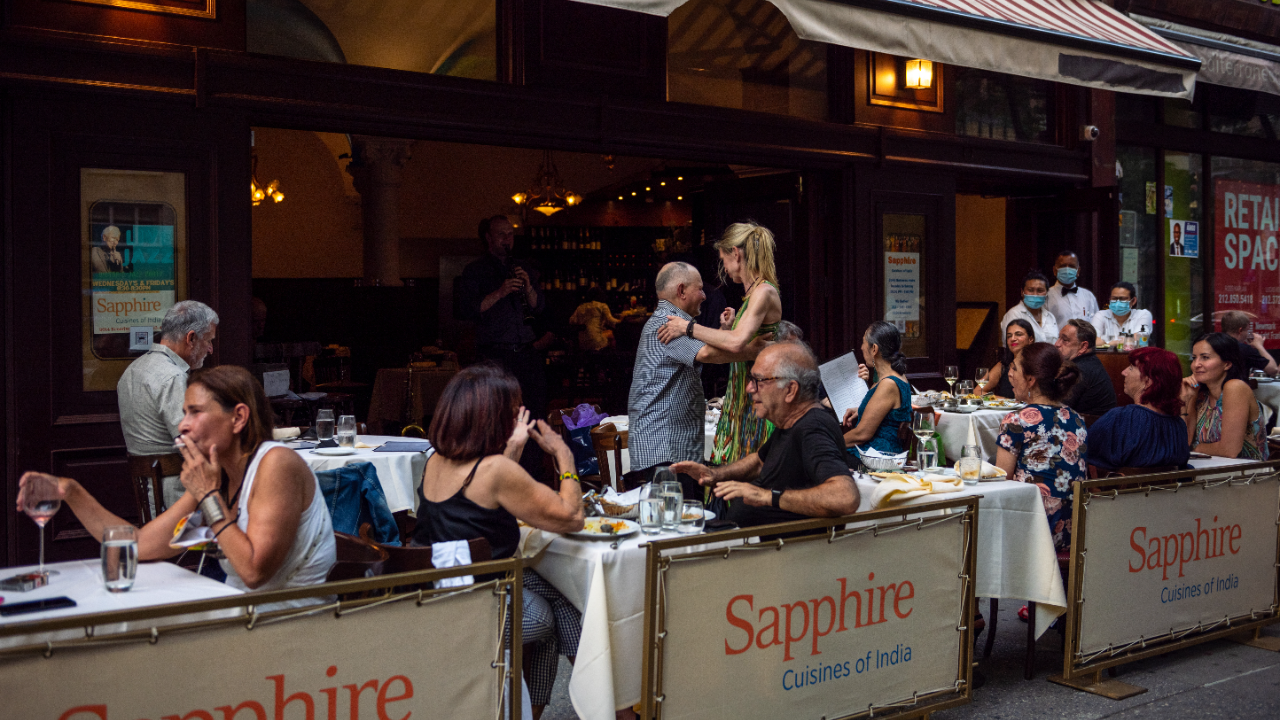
[127, 453, 183, 524]
[327, 531, 389, 586]
[591, 422, 628, 492]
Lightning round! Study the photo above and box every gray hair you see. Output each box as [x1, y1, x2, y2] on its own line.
[655, 262, 697, 296]
[771, 320, 804, 344]
[772, 340, 821, 402]
[159, 300, 219, 342]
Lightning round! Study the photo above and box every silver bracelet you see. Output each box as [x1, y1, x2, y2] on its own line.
[200, 494, 227, 525]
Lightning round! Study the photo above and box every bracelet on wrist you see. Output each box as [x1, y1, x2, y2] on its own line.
[199, 493, 227, 525]
[212, 514, 240, 541]
[559, 471, 580, 484]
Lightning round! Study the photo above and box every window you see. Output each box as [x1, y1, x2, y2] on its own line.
[1210, 157, 1280, 350]
[1117, 146, 1159, 334]
[1163, 151, 1204, 367]
[953, 67, 1053, 143]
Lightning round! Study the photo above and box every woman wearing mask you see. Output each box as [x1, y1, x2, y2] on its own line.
[1090, 282, 1153, 345]
[1000, 270, 1058, 345]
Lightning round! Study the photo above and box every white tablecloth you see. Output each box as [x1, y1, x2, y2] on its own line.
[600, 415, 717, 476]
[0, 560, 243, 649]
[853, 475, 1067, 639]
[298, 435, 429, 514]
[933, 408, 1009, 462]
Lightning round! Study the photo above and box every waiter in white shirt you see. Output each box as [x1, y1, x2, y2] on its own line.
[1045, 250, 1098, 324]
[1090, 281, 1154, 345]
[1000, 269, 1058, 345]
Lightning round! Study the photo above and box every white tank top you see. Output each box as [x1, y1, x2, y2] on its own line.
[219, 442, 336, 608]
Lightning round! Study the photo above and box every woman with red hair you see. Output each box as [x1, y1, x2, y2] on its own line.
[1087, 347, 1191, 471]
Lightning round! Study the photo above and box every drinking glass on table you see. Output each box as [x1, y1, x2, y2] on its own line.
[958, 380, 974, 396]
[959, 444, 982, 486]
[654, 469, 683, 531]
[975, 367, 989, 390]
[679, 500, 705, 534]
[23, 474, 62, 578]
[102, 525, 138, 592]
[944, 365, 959, 394]
[316, 409, 335, 443]
[912, 412, 936, 470]
[639, 497, 664, 535]
[336, 415, 357, 448]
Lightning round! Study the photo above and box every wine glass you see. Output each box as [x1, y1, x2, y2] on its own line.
[975, 367, 989, 392]
[23, 475, 62, 578]
[944, 365, 959, 395]
[912, 412, 936, 469]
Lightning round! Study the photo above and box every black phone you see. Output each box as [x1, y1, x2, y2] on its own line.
[0, 596, 76, 617]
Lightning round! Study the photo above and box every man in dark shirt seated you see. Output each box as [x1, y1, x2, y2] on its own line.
[1221, 310, 1278, 376]
[1054, 319, 1117, 417]
[672, 341, 859, 528]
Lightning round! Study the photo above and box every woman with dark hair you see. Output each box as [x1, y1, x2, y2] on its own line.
[978, 318, 1035, 398]
[841, 321, 913, 462]
[569, 286, 619, 351]
[412, 364, 583, 719]
[1000, 269, 1059, 344]
[1087, 347, 1191, 471]
[1181, 333, 1268, 460]
[995, 342, 1087, 549]
[17, 366, 337, 606]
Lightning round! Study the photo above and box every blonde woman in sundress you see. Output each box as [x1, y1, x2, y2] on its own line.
[657, 221, 782, 464]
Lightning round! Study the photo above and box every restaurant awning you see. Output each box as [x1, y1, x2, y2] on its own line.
[1132, 14, 1280, 99]
[571, 0, 1201, 99]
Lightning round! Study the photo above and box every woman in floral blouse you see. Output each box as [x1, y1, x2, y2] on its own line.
[996, 342, 1087, 550]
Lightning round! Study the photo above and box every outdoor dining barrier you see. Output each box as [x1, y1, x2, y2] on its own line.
[640, 497, 979, 720]
[0, 558, 523, 720]
[1051, 461, 1280, 699]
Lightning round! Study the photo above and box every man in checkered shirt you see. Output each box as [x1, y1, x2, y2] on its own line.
[627, 262, 767, 496]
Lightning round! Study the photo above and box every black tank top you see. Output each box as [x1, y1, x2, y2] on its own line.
[994, 363, 1015, 399]
[413, 455, 520, 560]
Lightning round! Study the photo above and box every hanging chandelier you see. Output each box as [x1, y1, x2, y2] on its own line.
[511, 150, 581, 216]
[250, 151, 284, 206]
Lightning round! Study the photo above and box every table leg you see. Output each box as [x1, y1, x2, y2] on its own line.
[1025, 601, 1037, 680]
[984, 598, 997, 659]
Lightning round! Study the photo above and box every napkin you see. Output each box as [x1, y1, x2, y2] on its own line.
[966, 417, 979, 448]
[272, 427, 301, 440]
[602, 486, 644, 506]
[355, 441, 376, 449]
[870, 473, 964, 509]
[953, 459, 1007, 479]
[431, 540, 474, 589]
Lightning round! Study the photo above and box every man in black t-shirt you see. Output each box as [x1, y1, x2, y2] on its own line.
[672, 342, 859, 528]
[1054, 319, 1116, 417]
[1222, 310, 1278, 376]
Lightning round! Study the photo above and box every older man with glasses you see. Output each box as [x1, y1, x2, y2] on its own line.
[671, 341, 859, 529]
[1054, 318, 1117, 417]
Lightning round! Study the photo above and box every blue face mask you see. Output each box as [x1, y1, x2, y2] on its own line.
[1023, 294, 1047, 310]
[1110, 300, 1131, 316]
[1056, 268, 1078, 286]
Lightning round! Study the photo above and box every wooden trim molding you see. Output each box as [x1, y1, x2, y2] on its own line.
[53, 414, 121, 426]
[62, 0, 215, 20]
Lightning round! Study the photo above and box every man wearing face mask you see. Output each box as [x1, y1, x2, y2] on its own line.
[1090, 282, 1153, 345]
[1001, 269, 1058, 345]
[1045, 250, 1098, 325]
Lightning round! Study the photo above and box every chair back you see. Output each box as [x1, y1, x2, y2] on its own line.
[327, 531, 389, 585]
[127, 453, 182, 524]
[590, 422, 628, 492]
[375, 537, 493, 576]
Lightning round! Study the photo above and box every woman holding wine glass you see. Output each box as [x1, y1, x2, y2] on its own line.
[17, 366, 336, 606]
[841, 321, 914, 465]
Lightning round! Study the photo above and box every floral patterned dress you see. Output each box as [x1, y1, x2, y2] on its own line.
[997, 404, 1088, 550]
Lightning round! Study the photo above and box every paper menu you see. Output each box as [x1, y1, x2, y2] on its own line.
[819, 351, 869, 420]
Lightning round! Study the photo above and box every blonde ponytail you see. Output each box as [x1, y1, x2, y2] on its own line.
[715, 221, 778, 288]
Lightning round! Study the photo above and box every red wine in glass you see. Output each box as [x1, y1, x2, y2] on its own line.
[23, 477, 62, 577]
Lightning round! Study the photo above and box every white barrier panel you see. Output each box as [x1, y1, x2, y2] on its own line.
[657, 514, 968, 719]
[1078, 479, 1278, 656]
[0, 586, 503, 720]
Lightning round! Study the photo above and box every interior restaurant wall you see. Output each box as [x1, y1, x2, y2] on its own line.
[955, 195, 1007, 318]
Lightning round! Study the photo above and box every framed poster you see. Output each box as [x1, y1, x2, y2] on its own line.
[63, 0, 215, 19]
[81, 169, 187, 392]
[882, 213, 926, 356]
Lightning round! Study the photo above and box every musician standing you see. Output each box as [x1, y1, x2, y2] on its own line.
[456, 214, 548, 473]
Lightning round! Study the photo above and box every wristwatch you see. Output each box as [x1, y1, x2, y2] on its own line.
[771, 489, 783, 509]
[686, 319, 696, 338]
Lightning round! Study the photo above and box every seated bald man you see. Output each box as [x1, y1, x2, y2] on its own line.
[672, 341, 859, 528]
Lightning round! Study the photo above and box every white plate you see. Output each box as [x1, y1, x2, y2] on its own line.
[313, 446, 357, 456]
[983, 402, 1024, 411]
[571, 518, 641, 539]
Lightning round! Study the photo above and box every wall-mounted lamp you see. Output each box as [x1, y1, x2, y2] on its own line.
[904, 59, 934, 89]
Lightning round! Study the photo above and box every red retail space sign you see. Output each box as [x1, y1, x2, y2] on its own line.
[1215, 180, 1280, 345]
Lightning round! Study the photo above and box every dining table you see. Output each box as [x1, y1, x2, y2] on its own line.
[295, 434, 430, 514]
[928, 405, 1012, 462]
[0, 559, 244, 650]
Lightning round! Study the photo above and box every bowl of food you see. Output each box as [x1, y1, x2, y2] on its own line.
[954, 397, 984, 413]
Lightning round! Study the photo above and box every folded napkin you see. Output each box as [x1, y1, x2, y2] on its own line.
[355, 441, 376, 449]
[953, 460, 1007, 479]
[871, 472, 963, 509]
[602, 485, 644, 506]
[272, 427, 301, 441]
[431, 539, 474, 589]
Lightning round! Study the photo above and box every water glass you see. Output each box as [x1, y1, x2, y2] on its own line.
[336, 415, 357, 448]
[639, 498, 663, 535]
[959, 444, 982, 486]
[679, 500, 705, 534]
[101, 525, 138, 592]
[316, 409, 335, 443]
[958, 380, 974, 396]
[657, 479, 683, 531]
[918, 449, 938, 472]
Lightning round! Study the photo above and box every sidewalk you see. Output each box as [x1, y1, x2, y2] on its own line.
[544, 601, 1280, 719]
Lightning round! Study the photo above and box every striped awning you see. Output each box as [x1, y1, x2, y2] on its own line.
[571, 0, 1201, 98]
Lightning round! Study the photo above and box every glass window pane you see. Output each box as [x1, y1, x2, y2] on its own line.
[1116, 94, 1156, 125]
[1163, 98, 1201, 129]
[954, 67, 1053, 143]
[883, 214, 926, 357]
[1209, 86, 1280, 138]
[1164, 151, 1204, 368]
[1117, 145, 1159, 324]
[1211, 156, 1280, 354]
[668, 0, 829, 122]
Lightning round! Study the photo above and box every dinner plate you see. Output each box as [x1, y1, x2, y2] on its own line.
[983, 401, 1024, 411]
[571, 518, 641, 539]
[313, 446, 357, 456]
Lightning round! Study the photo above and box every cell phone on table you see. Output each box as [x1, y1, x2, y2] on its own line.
[0, 596, 76, 617]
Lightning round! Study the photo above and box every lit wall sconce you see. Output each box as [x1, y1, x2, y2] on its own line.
[904, 59, 934, 89]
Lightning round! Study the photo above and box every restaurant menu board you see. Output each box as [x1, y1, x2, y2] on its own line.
[1214, 180, 1280, 343]
[657, 513, 967, 719]
[884, 233, 922, 340]
[1075, 479, 1278, 656]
